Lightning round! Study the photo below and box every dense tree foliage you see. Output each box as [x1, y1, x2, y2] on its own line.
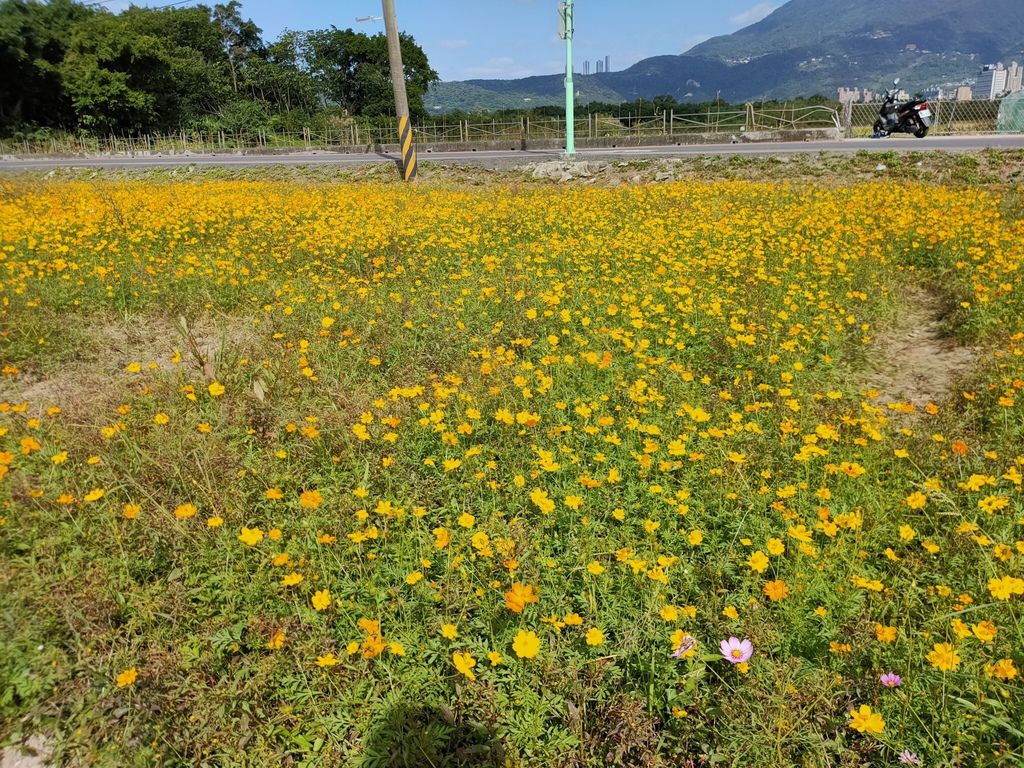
[0, 0, 438, 136]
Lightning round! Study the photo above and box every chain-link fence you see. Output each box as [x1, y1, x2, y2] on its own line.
[2, 100, 1019, 156]
[847, 98, 1011, 137]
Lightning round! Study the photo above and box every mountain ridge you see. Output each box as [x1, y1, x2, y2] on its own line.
[426, 0, 1024, 113]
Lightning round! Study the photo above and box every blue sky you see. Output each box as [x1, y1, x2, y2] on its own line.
[106, 0, 782, 81]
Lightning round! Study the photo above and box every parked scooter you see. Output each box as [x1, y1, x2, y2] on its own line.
[871, 78, 932, 138]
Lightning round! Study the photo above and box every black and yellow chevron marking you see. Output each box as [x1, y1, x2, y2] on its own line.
[398, 116, 417, 182]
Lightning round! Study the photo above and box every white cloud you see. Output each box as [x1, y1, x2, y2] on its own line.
[729, 2, 779, 27]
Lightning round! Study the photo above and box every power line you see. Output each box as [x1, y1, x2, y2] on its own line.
[82, 0, 198, 8]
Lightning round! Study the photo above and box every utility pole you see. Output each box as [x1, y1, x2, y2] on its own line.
[380, 0, 417, 181]
[559, 1, 575, 157]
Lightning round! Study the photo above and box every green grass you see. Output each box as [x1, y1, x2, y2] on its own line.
[0, 172, 1022, 767]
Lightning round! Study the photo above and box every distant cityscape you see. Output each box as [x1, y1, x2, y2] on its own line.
[582, 57, 611, 75]
[838, 61, 1023, 103]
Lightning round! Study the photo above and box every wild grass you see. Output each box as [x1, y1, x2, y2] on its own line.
[0, 175, 1022, 767]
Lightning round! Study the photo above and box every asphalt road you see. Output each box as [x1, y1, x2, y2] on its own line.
[2, 134, 1023, 170]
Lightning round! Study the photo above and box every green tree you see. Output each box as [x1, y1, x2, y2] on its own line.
[212, 1, 263, 94]
[0, 0, 95, 130]
[301, 28, 438, 120]
[120, 5, 233, 124]
[245, 31, 319, 119]
[1, 0, 442, 135]
[60, 13, 174, 132]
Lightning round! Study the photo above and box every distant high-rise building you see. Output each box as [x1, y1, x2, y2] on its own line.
[837, 87, 880, 103]
[1008, 61, 1023, 93]
[596, 60, 604, 74]
[584, 60, 590, 75]
[837, 87, 861, 104]
[605, 55, 610, 72]
[975, 63, 1008, 99]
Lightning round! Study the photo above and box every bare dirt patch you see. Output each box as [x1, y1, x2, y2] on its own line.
[0, 313, 260, 418]
[1, 736, 53, 768]
[860, 287, 977, 411]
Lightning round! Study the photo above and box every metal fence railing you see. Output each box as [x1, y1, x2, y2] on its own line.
[1, 100, 1018, 156]
[847, 98, 1013, 137]
[0, 106, 844, 156]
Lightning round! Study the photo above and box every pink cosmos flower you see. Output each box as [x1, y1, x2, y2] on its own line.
[880, 672, 902, 688]
[719, 637, 753, 664]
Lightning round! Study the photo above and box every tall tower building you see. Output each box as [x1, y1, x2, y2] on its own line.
[1007, 61, 1023, 93]
[605, 55, 610, 72]
[975, 63, 1008, 99]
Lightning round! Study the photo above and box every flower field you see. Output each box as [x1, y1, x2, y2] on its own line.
[1, 174, 1022, 767]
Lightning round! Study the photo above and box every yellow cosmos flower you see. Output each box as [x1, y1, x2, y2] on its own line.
[763, 580, 789, 601]
[238, 527, 264, 546]
[298, 489, 323, 509]
[530, 488, 555, 515]
[874, 624, 897, 643]
[311, 589, 331, 611]
[174, 503, 197, 519]
[452, 651, 477, 681]
[848, 704, 884, 735]
[512, 630, 540, 659]
[748, 551, 769, 573]
[505, 582, 539, 613]
[83, 488, 105, 503]
[433, 527, 451, 549]
[971, 620, 997, 643]
[926, 642, 961, 671]
[766, 538, 785, 556]
[115, 667, 138, 688]
[905, 491, 927, 509]
[989, 576, 1024, 600]
[985, 658, 1018, 681]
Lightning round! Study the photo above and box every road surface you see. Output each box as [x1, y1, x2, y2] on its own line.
[2, 134, 1023, 170]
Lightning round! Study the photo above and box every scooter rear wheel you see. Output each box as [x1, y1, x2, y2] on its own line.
[914, 127, 929, 138]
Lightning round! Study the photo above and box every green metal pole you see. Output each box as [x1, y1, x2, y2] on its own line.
[563, 1, 575, 157]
